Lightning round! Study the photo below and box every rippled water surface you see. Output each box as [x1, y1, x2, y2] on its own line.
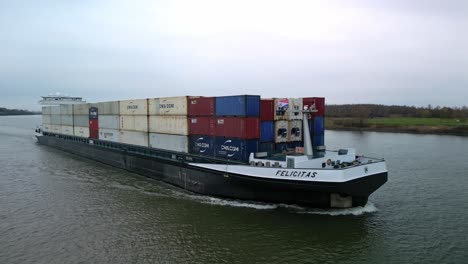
[1, 115, 467, 263]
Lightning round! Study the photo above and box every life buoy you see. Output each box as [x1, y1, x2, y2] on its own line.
[326, 159, 332, 166]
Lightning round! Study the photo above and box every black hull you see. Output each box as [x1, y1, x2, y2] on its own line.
[37, 135, 387, 208]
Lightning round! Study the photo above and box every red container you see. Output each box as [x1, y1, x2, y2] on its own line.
[189, 117, 215, 136]
[89, 119, 99, 130]
[260, 99, 274, 121]
[188, 96, 215, 116]
[214, 117, 259, 139]
[303, 97, 325, 117]
[89, 128, 99, 139]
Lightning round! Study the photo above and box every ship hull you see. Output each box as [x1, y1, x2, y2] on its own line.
[37, 135, 387, 208]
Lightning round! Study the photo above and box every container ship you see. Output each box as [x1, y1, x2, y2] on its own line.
[35, 95, 387, 208]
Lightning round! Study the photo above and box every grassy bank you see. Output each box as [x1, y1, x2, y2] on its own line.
[326, 117, 468, 135]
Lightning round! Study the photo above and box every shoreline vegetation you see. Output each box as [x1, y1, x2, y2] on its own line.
[0, 107, 40, 116]
[325, 104, 468, 136]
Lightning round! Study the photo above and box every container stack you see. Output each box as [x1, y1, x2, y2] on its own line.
[59, 105, 74, 136]
[47, 105, 61, 134]
[97, 101, 120, 142]
[213, 95, 260, 161]
[303, 97, 325, 147]
[188, 96, 216, 157]
[259, 99, 275, 153]
[119, 99, 149, 147]
[41, 106, 53, 133]
[73, 104, 90, 138]
[148, 96, 190, 153]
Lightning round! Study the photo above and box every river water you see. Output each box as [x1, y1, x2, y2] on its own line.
[1, 115, 467, 264]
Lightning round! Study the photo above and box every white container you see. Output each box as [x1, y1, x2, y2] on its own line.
[42, 115, 51, 124]
[120, 130, 148, 147]
[119, 99, 148, 115]
[97, 101, 120, 115]
[74, 126, 90, 138]
[51, 125, 61, 134]
[149, 133, 188, 153]
[288, 120, 302, 142]
[149, 96, 188, 116]
[51, 114, 61, 125]
[51, 106, 61, 115]
[99, 115, 119, 129]
[61, 114, 74, 126]
[73, 103, 90, 116]
[99, 128, 120, 142]
[288, 98, 303, 120]
[274, 98, 289, 120]
[275, 120, 289, 143]
[42, 106, 52, 115]
[42, 124, 51, 132]
[120, 115, 148, 132]
[74, 115, 89, 127]
[149, 116, 189, 135]
[60, 104, 73, 115]
[61, 125, 74, 136]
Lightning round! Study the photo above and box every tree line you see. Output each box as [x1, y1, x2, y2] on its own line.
[0, 107, 39, 115]
[326, 104, 468, 119]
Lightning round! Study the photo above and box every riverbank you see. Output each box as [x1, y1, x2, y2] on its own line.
[326, 117, 468, 136]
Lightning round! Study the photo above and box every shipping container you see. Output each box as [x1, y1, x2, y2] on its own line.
[90, 128, 99, 139]
[42, 106, 52, 115]
[74, 126, 90, 138]
[96, 101, 120, 115]
[275, 142, 289, 152]
[51, 114, 61, 125]
[42, 115, 51, 124]
[73, 103, 91, 116]
[120, 115, 148, 132]
[260, 99, 274, 121]
[303, 97, 325, 117]
[215, 95, 260, 117]
[99, 115, 120, 130]
[259, 142, 275, 153]
[260, 121, 274, 142]
[42, 124, 51, 132]
[288, 141, 304, 149]
[188, 135, 215, 157]
[149, 116, 188, 135]
[149, 96, 188, 116]
[274, 98, 289, 120]
[51, 125, 61, 134]
[61, 125, 74, 136]
[288, 98, 303, 120]
[89, 107, 98, 120]
[214, 137, 258, 162]
[214, 117, 259, 139]
[74, 115, 89, 127]
[60, 115, 73, 126]
[51, 105, 61, 115]
[98, 128, 120, 142]
[312, 134, 325, 146]
[189, 117, 215, 136]
[188, 96, 215, 116]
[60, 104, 73, 115]
[120, 130, 149, 147]
[288, 120, 302, 142]
[89, 119, 99, 130]
[274, 120, 289, 143]
[313, 116, 324, 134]
[149, 133, 188, 153]
[119, 99, 148, 115]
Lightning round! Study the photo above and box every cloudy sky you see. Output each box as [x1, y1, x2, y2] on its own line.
[1, 0, 467, 110]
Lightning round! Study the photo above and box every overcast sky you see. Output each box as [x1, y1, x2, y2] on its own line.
[1, 0, 467, 110]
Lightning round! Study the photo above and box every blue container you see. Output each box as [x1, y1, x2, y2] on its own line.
[89, 107, 98, 120]
[313, 116, 324, 134]
[288, 141, 303, 149]
[189, 135, 215, 157]
[260, 121, 274, 142]
[312, 134, 324, 146]
[214, 137, 258, 161]
[259, 142, 275, 153]
[275, 143, 289, 152]
[215, 95, 260, 117]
